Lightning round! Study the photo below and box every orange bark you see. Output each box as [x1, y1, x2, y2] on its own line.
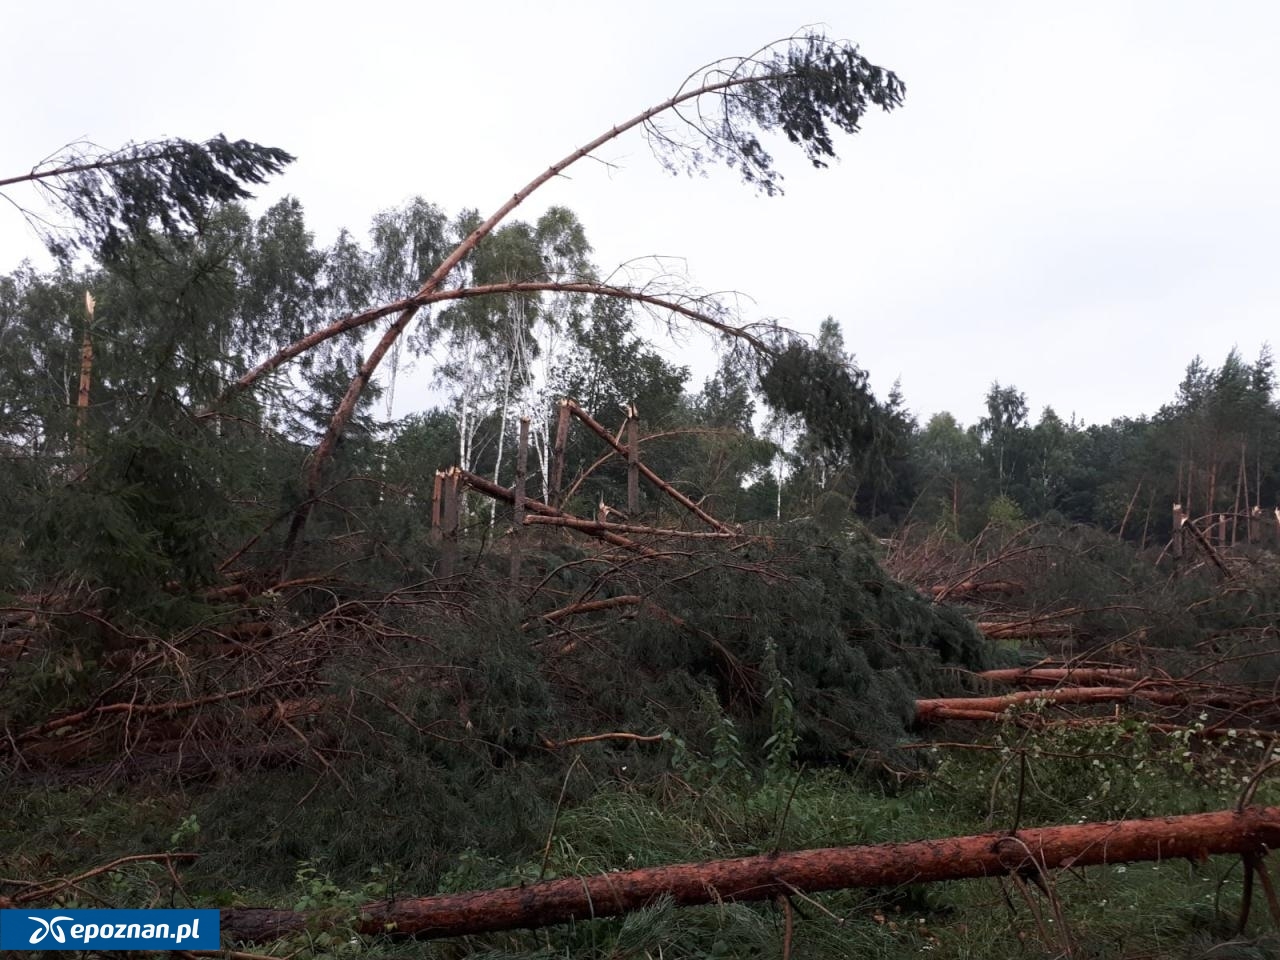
[220, 806, 1280, 943]
[977, 667, 1142, 687]
[914, 684, 1241, 724]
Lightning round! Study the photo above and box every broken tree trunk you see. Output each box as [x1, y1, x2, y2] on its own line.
[74, 292, 95, 468]
[522, 515, 742, 540]
[914, 683, 1243, 724]
[565, 401, 733, 533]
[626, 405, 639, 515]
[976, 667, 1143, 687]
[456, 469, 659, 557]
[548, 400, 571, 509]
[220, 806, 1280, 943]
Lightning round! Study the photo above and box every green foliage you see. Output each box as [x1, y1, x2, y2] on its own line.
[32, 135, 294, 262]
[662, 32, 905, 196]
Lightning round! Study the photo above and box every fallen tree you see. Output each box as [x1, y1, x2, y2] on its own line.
[914, 683, 1245, 724]
[976, 666, 1143, 687]
[220, 806, 1280, 943]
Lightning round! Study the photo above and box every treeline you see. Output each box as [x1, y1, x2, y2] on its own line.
[1, 190, 1275, 613]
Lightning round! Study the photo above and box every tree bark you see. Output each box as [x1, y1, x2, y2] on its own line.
[220, 806, 1280, 944]
[455, 469, 658, 557]
[976, 667, 1142, 687]
[565, 401, 732, 533]
[522, 514, 740, 540]
[914, 683, 1242, 724]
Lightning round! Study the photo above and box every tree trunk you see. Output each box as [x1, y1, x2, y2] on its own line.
[976, 667, 1141, 687]
[566, 401, 732, 532]
[220, 806, 1280, 943]
[914, 683, 1242, 724]
[510, 418, 529, 582]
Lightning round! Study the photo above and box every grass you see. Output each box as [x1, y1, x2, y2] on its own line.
[4, 711, 1280, 958]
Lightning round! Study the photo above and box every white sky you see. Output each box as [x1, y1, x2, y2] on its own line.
[3, 1, 1278, 428]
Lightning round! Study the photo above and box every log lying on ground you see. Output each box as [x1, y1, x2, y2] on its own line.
[977, 666, 1142, 687]
[914, 683, 1243, 724]
[977, 620, 1075, 640]
[220, 806, 1280, 944]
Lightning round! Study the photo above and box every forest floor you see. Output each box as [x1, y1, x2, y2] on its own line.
[3, 524, 1280, 959]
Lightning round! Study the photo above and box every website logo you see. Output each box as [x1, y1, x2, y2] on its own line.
[0, 909, 220, 951]
[27, 916, 73, 944]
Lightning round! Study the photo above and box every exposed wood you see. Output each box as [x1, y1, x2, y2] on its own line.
[219, 806, 1280, 943]
[522, 514, 741, 540]
[549, 400, 571, 509]
[1180, 512, 1233, 579]
[429, 470, 443, 544]
[914, 683, 1243, 724]
[456, 469, 658, 557]
[74, 291, 95, 466]
[626, 405, 639, 515]
[976, 621, 1075, 641]
[565, 401, 732, 533]
[441, 469, 459, 579]
[1172, 503, 1186, 560]
[534, 595, 644, 624]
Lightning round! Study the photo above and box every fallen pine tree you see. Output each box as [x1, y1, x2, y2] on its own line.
[914, 682, 1247, 724]
[976, 666, 1143, 687]
[220, 806, 1280, 943]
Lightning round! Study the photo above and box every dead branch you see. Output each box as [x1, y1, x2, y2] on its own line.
[523, 514, 742, 540]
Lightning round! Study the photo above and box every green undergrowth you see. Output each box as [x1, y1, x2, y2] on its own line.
[4, 708, 1280, 959]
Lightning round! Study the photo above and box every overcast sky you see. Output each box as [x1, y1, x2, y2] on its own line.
[3, 1, 1277, 428]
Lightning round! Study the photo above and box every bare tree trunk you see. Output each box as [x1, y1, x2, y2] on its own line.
[510, 418, 529, 582]
[914, 684, 1241, 723]
[74, 292, 95, 468]
[566, 401, 732, 532]
[1117, 480, 1141, 541]
[220, 807, 1280, 943]
[548, 400, 571, 509]
[429, 470, 443, 544]
[440, 469, 459, 579]
[626, 404, 639, 515]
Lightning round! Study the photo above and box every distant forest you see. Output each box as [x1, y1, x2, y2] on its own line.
[2, 190, 1274, 594]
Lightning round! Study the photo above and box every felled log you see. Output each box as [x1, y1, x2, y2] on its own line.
[977, 621, 1075, 640]
[220, 806, 1280, 944]
[914, 683, 1243, 724]
[977, 667, 1142, 687]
